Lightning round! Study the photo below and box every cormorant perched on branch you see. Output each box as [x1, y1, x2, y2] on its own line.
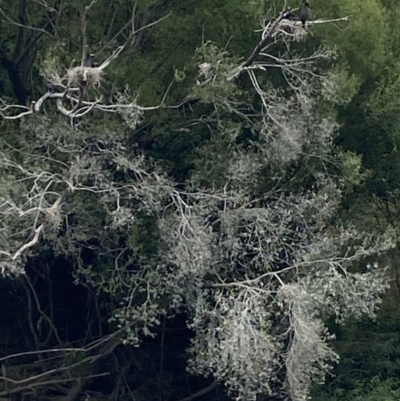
[83, 53, 96, 67]
[282, 8, 299, 21]
[299, 1, 310, 28]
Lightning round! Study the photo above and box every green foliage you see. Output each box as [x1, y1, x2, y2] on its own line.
[313, 296, 400, 401]
[368, 60, 400, 136]
[315, 0, 387, 80]
[0, 1, 398, 401]
[189, 42, 242, 104]
[340, 151, 364, 190]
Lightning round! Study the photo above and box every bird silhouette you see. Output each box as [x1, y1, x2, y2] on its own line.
[299, 1, 310, 28]
[282, 8, 299, 21]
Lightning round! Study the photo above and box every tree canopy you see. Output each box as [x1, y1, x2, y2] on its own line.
[0, 1, 399, 401]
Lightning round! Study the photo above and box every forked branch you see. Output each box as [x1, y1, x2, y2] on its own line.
[0, 2, 170, 122]
[228, 8, 349, 81]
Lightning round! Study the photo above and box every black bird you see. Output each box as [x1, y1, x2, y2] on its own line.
[282, 8, 299, 21]
[299, 1, 310, 28]
[83, 53, 96, 67]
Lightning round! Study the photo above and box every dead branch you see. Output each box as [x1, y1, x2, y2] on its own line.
[0, 0, 62, 103]
[0, 321, 139, 398]
[227, 9, 349, 81]
[0, 348, 87, 363]
[1, 77, 171, 121]
[0, 373, 108, 397]
[0, 3, 171, 122]
[12, 224, 44, 261]
[98, 10, 171, 56]
[242, 9, 289, 69]
[24, 275, 63, 346]
[0, 348, 110, 393]
[56, 378, 83, 401]
[0, 7, 54, 40]
[81, 0, 98, 66]
[176, 382, 218, 401]
[6, 193, 63, 262]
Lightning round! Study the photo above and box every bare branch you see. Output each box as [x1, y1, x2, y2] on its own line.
[0, 6, 54, 40]
[0, 373, 109, 397]
[176, 382, 218, 401]
[11, 224, 44, 261]
[80, 0, 98, 65]
[228, 10, 349, 81]
[0, 3, 171, 122]
[0, 348, 87, 363]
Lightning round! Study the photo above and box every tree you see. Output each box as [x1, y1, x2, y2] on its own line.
[0, 2, 393, 401]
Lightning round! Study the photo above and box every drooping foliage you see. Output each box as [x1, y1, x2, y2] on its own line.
[0, 1, 398, 401]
